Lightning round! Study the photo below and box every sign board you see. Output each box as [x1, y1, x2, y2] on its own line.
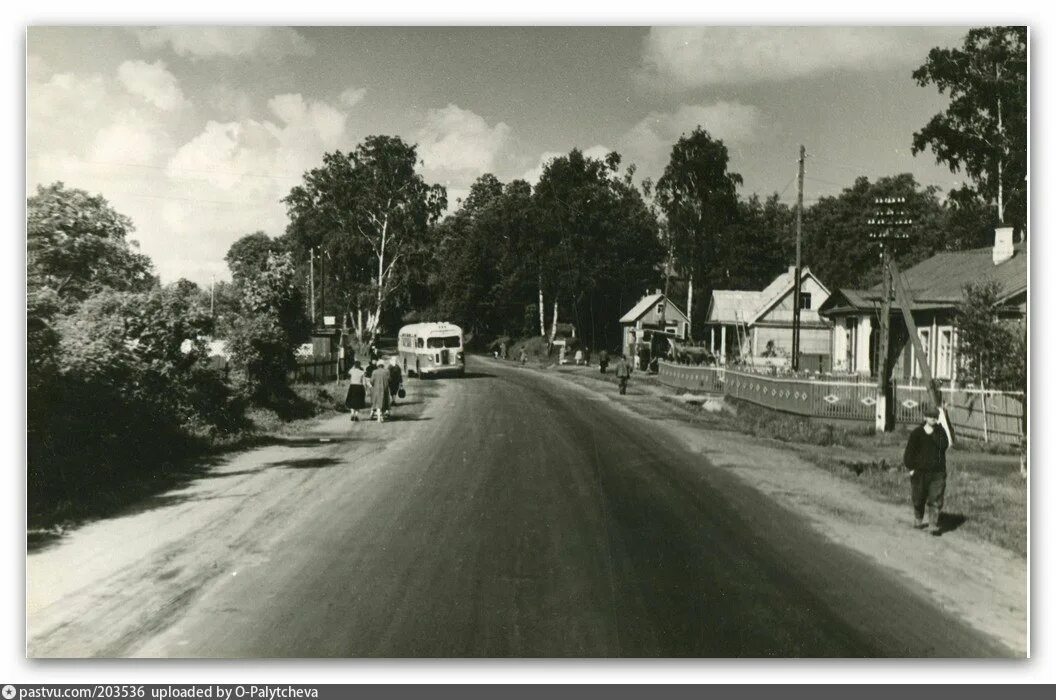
[324, 315, 336, 326]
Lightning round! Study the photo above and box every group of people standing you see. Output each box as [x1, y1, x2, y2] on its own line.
[345, 355, 404, 423]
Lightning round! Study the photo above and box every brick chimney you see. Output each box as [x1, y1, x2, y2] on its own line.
[993, 226, 1015, 265]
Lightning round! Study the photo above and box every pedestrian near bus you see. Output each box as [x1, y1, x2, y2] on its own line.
[345, 361, 367, 422]
[387, 356, 403, 404]
[371, 362, 392, 422]
[615, 355, 632, 395]
[903, 404, 950, 534]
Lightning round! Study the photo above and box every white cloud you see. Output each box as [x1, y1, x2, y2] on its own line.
[618, 102, 763, 180]
[521, 145, 611, 185]
[339, 87, 367, 108]
[136, 27, 314, 60]
[117, 60, 190, 111]
[641, 27, 965, 88]
[415, 104, 512, 175]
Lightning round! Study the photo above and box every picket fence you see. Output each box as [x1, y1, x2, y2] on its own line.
[657, 360, 1025, 445]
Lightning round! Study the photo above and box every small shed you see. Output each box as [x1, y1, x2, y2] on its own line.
[619, 291, 689, 360]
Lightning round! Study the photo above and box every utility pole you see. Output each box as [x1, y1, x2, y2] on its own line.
[319, 247, 325, 326]
[210, 274, 215, 317]
[309, 247, 316, 326]
[791, 145, 805, 371]
[867, 197, 913, 432]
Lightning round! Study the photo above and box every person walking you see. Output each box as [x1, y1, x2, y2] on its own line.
[598, 349, 609, 374]
[903, 404, 950, 534]
[370, 361, 392, 422]
[519, 348, 527, 366]
[345, 361, 367, 422]
[387, 356, 403, 406]
[615, 354, 632, 395]
[574, 348, 584, 366]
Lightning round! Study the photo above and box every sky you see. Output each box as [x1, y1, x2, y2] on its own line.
[27, 26, 972, 286]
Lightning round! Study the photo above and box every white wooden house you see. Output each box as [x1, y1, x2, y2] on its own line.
[618, 291, 690, 359]
[703, 267, 833, 370]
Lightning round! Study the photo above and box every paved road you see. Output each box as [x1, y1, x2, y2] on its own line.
[60, 357, 1012, 657]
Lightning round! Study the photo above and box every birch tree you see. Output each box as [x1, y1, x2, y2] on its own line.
[284, 136, 446, 340]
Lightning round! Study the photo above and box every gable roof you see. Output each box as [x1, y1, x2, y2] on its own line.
[748, 266, 831, 325]
[619, 293, 689, 324]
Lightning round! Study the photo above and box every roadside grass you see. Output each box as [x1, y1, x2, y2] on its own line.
[28, 381, 342, 540]
[544, 362, 1027, 556]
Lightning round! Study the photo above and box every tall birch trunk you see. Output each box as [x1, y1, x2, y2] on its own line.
[549, 299, 559, 342]
[538, 279, 546, 337]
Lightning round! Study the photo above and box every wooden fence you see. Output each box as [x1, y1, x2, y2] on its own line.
[658, 360, 1025, 445]
[208, 355, 340, 383]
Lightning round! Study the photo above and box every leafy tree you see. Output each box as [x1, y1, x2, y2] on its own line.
[912, 26, 1027, 232]
[225, 231, 288, 286]
[533, 149, 662, 348]
[654, 128, 743, 333]
[956, 281, 1026, 391]
[801, 174, 950, 291]
[716, 193, 794, 291]
[283, 136, 446, 339]
[27, 182, 155, 305]
[225, 249, 309, 403]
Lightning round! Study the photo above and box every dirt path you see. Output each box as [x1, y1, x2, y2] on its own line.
[27, 378, 448, 657]
[505, 359, 1028, 656]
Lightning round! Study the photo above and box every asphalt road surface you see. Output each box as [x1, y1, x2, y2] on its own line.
[41, 357, 1013, 658]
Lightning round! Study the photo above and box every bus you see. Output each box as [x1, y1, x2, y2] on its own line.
[397, 322, 466, 377]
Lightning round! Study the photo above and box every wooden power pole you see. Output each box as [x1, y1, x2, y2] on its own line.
[792, 146, 805, 371]
[867, 197, 912, 432]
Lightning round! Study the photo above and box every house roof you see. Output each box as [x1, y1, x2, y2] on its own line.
[705, 290, 766, 323]
[748, 266, 830, 325]
[705, 266, 830, 325]
[819, 242, 1027, 316]
[868, 242, 1027, 304]
[619, 293, 689, 324]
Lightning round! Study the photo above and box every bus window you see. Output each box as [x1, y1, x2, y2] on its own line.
[427, 336, 461, 349]
[416, 338, 424, 348]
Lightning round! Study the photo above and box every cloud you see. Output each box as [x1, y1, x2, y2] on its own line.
[28, 59, 354, 284]
[338, 87, 367, 108]
[521, 145, 611, 185]
[415, 104, 511, 175]
[117, 60, 190, 111]
[618, 102, 763, 179]
[136, 27, 314, 60]
[641, 27, 965, 88]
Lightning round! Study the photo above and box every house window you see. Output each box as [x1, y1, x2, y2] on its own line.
[799, 293, 812, 310]
[913, 328, 931, 380]
[937, 327, 953, 379]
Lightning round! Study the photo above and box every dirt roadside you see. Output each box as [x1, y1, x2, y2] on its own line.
[26, 378, 449, 657]
[497, 357, 1028, 657]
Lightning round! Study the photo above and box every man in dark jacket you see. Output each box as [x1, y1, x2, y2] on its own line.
[903, 405, 950, 534]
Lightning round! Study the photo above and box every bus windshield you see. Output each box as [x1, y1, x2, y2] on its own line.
[427, 336, 461, 349]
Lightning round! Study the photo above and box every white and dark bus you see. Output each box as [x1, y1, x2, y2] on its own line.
[397, 322, 466, 377]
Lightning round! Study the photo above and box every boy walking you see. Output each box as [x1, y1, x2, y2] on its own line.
[903, 405, 950, 534]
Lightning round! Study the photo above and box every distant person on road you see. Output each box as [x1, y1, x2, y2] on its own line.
[345, 361, 367, 422]
[574, 348, 584, 366]
[500, 341, 508, 360]
[615, 354, 632, 395]
[371, 362, 392, 422]
[519, 348, 527, 365]
[598, 349, 609, 374]
[903, 404, 950, 534]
